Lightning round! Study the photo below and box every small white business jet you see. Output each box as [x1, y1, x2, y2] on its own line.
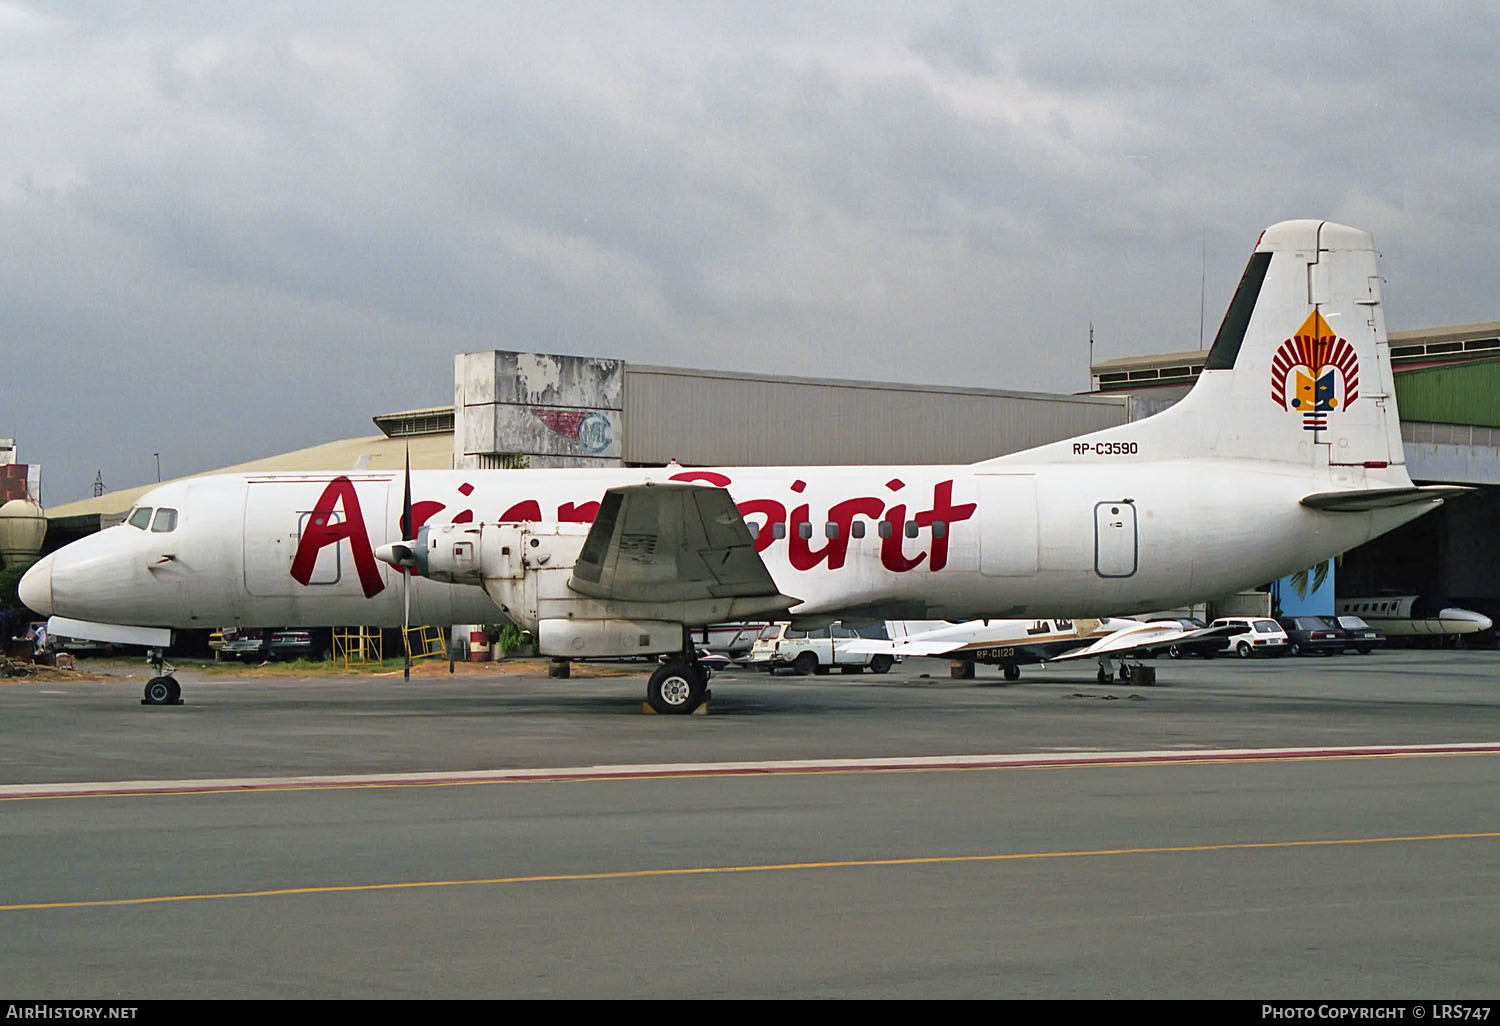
[851, 616, 1232, 684]
[1335, 596, 1492, 638]
[21, 220, 1465, 712]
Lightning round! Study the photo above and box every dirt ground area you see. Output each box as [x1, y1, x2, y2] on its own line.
[0, 654, 637, 684]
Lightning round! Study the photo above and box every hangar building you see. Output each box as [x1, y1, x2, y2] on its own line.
[43, 353, 1130, 540]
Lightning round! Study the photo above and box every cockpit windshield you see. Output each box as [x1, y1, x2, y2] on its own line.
[125, 506, 178, 532]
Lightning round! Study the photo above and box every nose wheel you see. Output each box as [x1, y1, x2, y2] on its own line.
[141, 649, 183, 706]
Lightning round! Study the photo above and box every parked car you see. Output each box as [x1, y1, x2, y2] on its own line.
[748, 622, 894, 675]
[1276, 615, 1348, 655]
[1209, 616, 1290, 658]
[219, 627, 268, 661]
[1333, 614, 1385, 654]
[1153, 617, 1221, 658]
[265, 629, 332, 662]
[218, 627, 331, 662]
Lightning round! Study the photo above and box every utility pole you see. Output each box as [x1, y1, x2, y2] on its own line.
[1088, 322, 1095, 392]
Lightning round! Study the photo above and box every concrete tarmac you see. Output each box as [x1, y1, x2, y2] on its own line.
[1, 650, 1498, 998]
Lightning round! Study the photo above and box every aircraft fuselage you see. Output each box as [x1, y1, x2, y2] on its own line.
[30, 457, 1428, 633]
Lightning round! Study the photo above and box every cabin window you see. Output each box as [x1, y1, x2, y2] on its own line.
[771, 522, 786, 540]
[127, 507, 153, 530]
[825, 522, 838, 539]
[151, 508, 178, 533]
[878, 521, 893, 539]
[932, 521, 947, 538]
[798, 522, 813, 540]
[905, 520, 919, 539]
[851, 521, 866, 540]
[746, 522, 760, 540]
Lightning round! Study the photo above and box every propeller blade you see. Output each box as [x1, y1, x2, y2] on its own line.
[402, 443, 412, 682]
[400, 444, 413, 540]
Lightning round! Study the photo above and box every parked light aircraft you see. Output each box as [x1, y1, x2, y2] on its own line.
[20, 220, 1468, 712]
[1336, 596, 1492, 638]
[853, 617, 1233, 684]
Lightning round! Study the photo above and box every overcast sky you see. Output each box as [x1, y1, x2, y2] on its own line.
[4, 1, 1497, 505]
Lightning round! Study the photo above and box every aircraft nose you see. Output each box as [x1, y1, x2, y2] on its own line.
[19, 554, 54, 616]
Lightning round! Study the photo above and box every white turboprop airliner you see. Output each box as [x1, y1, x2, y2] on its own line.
[851, 617, 1232, 684]
[20, 219, 1468, 712]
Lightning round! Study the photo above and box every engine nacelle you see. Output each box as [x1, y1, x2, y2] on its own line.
[538, 618, 684, 658]
[414, 523, 486, 584]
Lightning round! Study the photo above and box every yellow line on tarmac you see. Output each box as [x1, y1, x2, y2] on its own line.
[5, 831, 1498, 913]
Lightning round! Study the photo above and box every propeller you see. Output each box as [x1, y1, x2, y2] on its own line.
[401, 445, 412, 682]
[373, 446, 417, 682]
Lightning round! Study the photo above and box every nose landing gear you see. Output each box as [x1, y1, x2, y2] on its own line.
[141, 648, 183, 706]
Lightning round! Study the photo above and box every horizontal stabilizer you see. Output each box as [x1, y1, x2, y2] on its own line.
[1300, 486, 1472, 513]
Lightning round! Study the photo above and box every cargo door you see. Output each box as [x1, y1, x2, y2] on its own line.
[1094, 500, 1137, 578]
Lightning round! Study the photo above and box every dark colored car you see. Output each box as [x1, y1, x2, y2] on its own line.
[1157, 617, 1221, 659]
[265, 629, 331, 662]
[220, 627, 331, 662]
[1277, 615, 1348, 655]
[1334, 615, 1385, 654]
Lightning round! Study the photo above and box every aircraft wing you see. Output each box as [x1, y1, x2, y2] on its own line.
[844, 618, 1118, 659]
[1049, 621, 1237, 661]
[842, 638, 963, 657]
[568, 483, 798, 610]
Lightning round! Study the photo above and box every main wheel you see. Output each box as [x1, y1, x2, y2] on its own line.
[1003, 663, 1022, 682]
[1236, 641, 1252, 658]
[143, 676, 180, 706]
[1167, 645, 1182, 659]
[868, 655, 894, 674]
[1118, 665, 1133, 683]
[1097, 667, 1110, 685]
[792, 652, 818, 676]
[646, 661, 706, 715]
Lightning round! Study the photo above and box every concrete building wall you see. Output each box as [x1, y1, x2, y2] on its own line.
[454, 351, 624, 468]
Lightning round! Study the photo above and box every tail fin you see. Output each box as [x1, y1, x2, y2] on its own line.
[1001, 220, 1409, 477]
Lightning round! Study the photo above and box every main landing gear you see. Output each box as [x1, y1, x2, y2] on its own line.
[646, 652, 712, 715]
[142, 648, 183, 706]
[1095, 658, 1156, 686]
